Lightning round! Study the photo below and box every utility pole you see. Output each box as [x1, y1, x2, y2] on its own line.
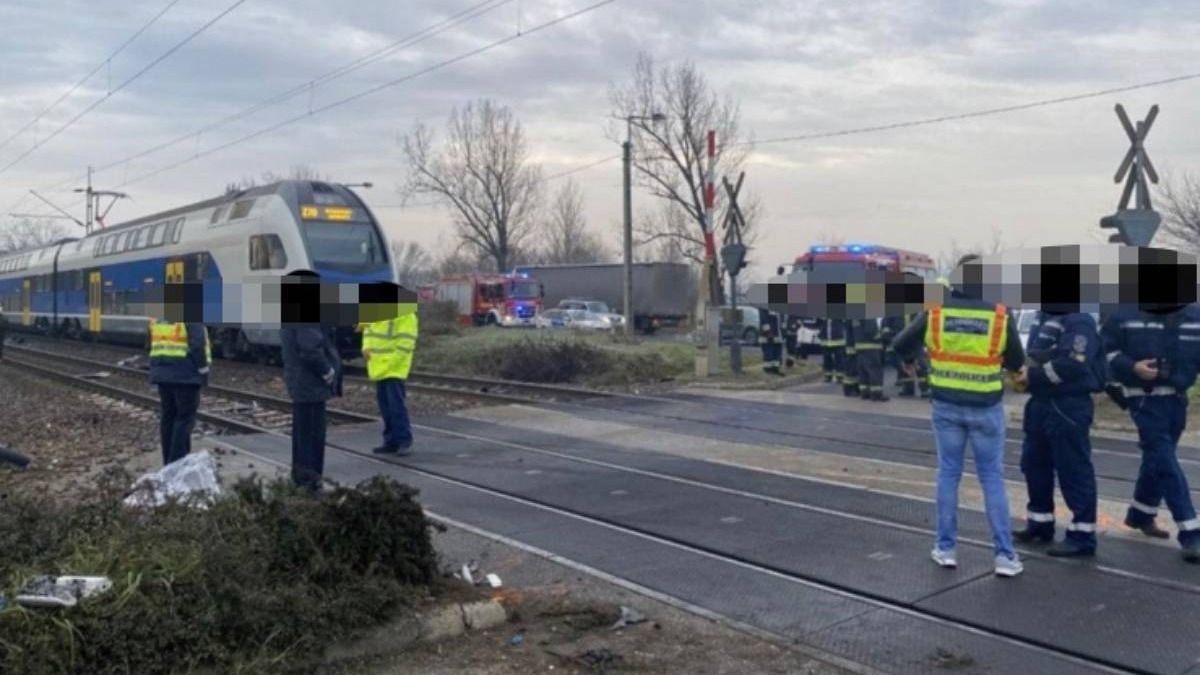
[622, 113, 665, 337]
[74, 166, 129, 234]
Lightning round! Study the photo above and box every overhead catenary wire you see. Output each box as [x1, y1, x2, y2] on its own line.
[0, 0, 185, 158]
[112, 0, 619, 190]
[46, 0, 517, 194]
[0, 0, 249, 179]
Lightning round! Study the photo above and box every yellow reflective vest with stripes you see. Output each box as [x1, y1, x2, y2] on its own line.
[362, 313, 418, 381]
[924, 305, 1008, 395]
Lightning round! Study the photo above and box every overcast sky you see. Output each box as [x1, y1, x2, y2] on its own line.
[3, 0, 1200, 279]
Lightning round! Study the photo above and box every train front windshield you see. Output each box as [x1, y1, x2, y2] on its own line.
[302, 221, 387, 271]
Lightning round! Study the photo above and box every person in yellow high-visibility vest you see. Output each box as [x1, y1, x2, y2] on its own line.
[891, 255, 1027, 578]
[362, 294, 418, 455]
[148, 317, 212, 466]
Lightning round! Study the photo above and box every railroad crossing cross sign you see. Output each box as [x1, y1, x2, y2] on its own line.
[1101, 104, 1162, 246]
[1113, 103, 1158, 211]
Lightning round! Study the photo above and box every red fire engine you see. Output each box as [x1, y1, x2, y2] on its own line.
[434, 273, 543, 327]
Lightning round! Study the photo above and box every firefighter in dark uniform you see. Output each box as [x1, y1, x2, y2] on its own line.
[1103, 301, 1200, 562]
[841, 318, 859, 396]
[147, 286, 211, 466]
[759, 309, 784, 376]
[0, 309, 7, 360]
[1014, 308, 1104, 557]
[854, 318, 888, 401]
[820, 318, 844, 383]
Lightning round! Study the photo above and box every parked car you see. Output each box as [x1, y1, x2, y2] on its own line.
[536, 309, 616, 331]
[558, 298, 627, 330]
[718, 306, 760, 345]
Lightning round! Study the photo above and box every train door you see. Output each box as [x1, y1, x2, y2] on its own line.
[88, 271, 102, 333]
[21, 278, 31, 326]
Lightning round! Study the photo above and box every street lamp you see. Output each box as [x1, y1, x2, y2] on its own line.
[623, 112, 666, 336]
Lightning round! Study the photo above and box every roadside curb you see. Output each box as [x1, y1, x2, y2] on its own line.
[323, 599, 509, 664]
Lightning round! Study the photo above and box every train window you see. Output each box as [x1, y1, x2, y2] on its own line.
[130, 228, 145, 250]
[249, 234, 288, 270]
[229, 200, 255, 220]
[148, 223, 166, 247]
[73, 270, 84, 291]
[172, 218, 185, 243]
[211, 205, 229, 224]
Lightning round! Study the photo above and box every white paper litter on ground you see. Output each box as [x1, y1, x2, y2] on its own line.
[124, 451, 222, 508]
[16, 576, 113, 609]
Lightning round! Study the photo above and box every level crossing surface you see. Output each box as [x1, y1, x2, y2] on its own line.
[214, 394, 1200, 675]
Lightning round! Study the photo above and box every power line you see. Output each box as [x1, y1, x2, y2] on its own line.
[0, 0, 185, 158]
[0, 0, 248, 178]
[747, 71, 1200, 147]
[113, 0, 619, 190]
[62, 0, 516, 190]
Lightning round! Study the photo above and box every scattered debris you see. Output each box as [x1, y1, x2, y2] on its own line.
[610, 605, 647, 630]
[16, 576, 113, 609]
[486, 573, 503, 589]
[124, 450, 222, 508]
[575, 648, 622, 670]
[0, 444, 30, 469]
[930, 647, 978, 670]
[510, 630, 525, 647]
[79, 371, 113, 380]
[459, 562, 478, 585]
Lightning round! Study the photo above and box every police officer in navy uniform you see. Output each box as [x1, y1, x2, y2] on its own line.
[148, 281, 210, 466]
[280, 271, 344, 494]
[1103, 300, 1200, 562]
[759, 308, 784, 376]
[1014, 307, 1104, 557]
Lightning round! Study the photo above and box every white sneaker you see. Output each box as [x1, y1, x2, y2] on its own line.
[994, 554, 1024, 577]
[930, 548, 957, 568]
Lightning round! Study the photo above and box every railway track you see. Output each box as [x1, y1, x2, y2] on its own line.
[3, 345, 378, 433]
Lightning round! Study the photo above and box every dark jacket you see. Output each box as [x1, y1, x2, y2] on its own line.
[1101, 305, 1200, 393]
[0, 311, 7, 338]
[1026, 312, 1102, 398]
[842, 319, 856, 349]
[759, 311, 781, 344]
[852, 319, 882, 345]
[891, 293, 1025, 407]
[148, 322, 210, 387]
[281, 324, 343, 403]
[819, 318, 844, 343]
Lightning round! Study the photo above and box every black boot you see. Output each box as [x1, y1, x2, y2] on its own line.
[1014, 527, 1054, 544]
[1184, 541, 1200, 564]
[871, 392, 890, 402]
[1124, 514, 1171, 539]
[1047, 540, 1096, 558]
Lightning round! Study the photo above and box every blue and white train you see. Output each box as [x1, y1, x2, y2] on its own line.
[0, 180, 395, 359]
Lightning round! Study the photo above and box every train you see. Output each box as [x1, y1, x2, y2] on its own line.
[0, 180, 395, 360]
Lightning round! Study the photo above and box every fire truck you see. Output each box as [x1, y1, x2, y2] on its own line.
[434, 273, 543, 327]
[787, 244, 938, 352]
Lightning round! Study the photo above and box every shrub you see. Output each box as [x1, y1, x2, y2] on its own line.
[418, 301, 461, 337]
[0, 472, 439, 674]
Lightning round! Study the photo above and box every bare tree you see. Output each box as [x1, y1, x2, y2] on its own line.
[610, 53, 752, 297]
[538, 179, 610, 264]
[436, 248, 494, 276]
[0, 218, 73, 253]
[937, 226, 1007, 275]
[401, 100, 542, 273]
[1158, 172, 1200, 251]
[225, 164, 325, 195]
[391, 241, 437, 288]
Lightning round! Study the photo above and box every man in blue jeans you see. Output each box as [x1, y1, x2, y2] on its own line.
[891, 256, 1026, 577]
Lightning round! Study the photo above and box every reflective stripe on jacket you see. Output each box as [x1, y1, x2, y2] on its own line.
[363, 313, 418, 381]
[148, 321, 211, 385]
[925, 305, 1007, 395]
